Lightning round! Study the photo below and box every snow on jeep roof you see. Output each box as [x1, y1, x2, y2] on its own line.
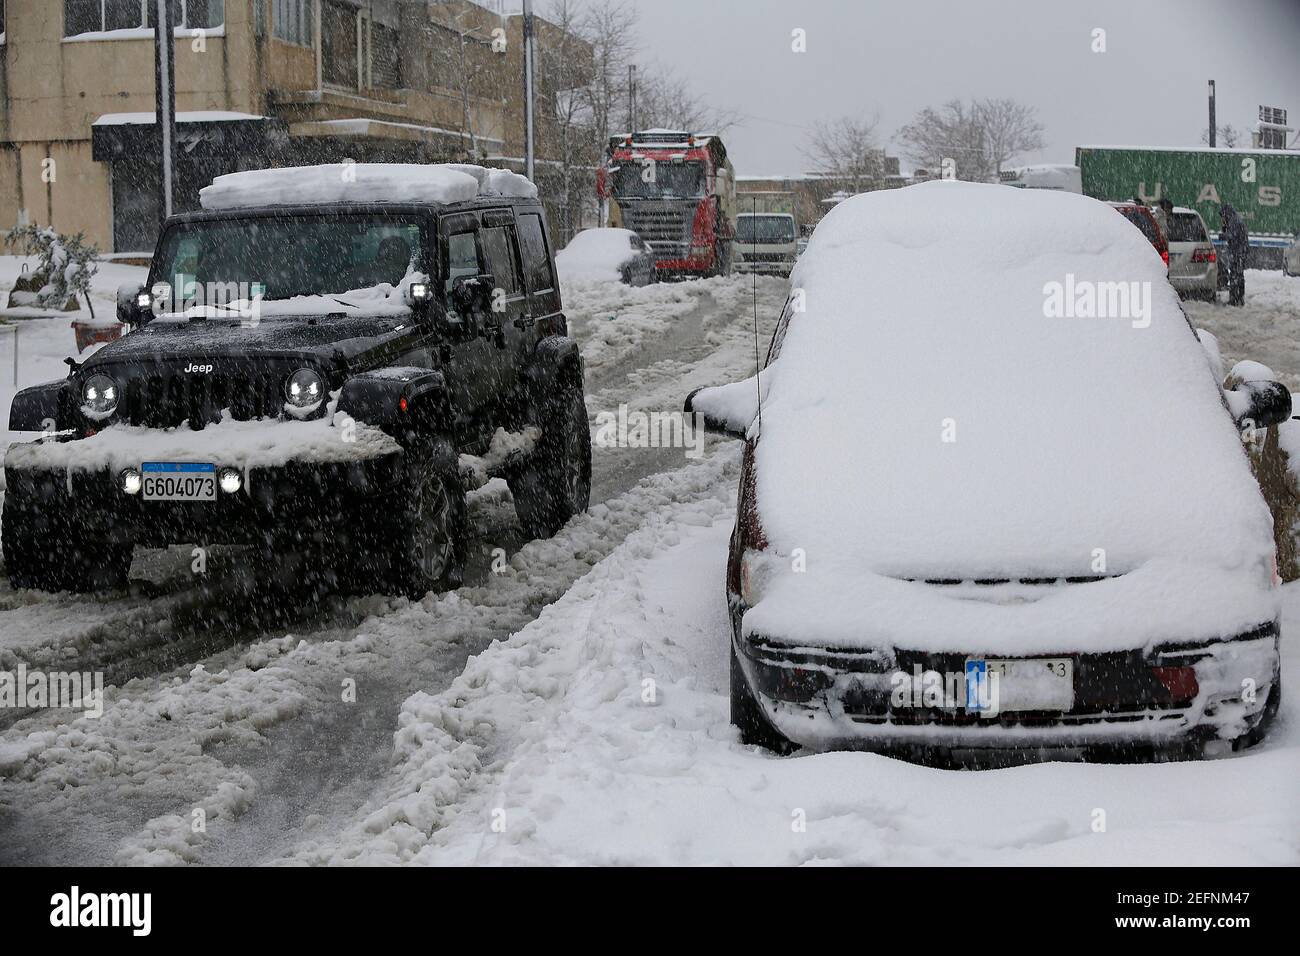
[755, 180, 1273, 593]
[198, 163, 537, 211]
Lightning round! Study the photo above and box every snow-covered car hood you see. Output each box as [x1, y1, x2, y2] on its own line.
[748, 181, 1278, 649]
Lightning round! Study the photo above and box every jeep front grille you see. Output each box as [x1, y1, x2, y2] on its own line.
[118, 371, 286, 429]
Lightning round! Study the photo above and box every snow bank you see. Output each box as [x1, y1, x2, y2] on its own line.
[748, 181, 1276, 648]
[199, 163, 535, 211]
[555, 228, 640, 283]
[296, 494, 1299, 866]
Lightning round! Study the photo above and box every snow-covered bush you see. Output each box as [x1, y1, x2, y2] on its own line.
[4, 224, 101, 311]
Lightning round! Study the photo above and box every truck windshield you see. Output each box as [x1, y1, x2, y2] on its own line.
[736, 216, 796, 243]
[151, 214, 426, 313]
[611, 161, 705, 199]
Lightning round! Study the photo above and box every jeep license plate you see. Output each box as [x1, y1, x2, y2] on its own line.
[141, 462, 217, 501]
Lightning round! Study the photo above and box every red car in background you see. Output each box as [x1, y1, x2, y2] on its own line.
[1108, 201, 1169, 268]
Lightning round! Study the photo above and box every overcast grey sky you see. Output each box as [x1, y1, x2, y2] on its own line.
[615, 0, 1300, 176]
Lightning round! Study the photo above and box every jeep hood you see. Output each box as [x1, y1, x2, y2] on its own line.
[83, 313, 411, 368]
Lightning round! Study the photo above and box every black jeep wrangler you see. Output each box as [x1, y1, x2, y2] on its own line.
[2, 171, 591, 598]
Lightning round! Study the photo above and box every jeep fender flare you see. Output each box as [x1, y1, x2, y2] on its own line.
[525, 335, 583, 397]
[9, 380, 68, 433]
[336, 368, 452, 448]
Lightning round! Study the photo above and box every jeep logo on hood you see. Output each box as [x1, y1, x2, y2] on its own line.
[184, 363, 214, 374]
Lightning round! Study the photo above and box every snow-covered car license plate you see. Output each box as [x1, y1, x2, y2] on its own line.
[964, 657, 1074, 713]
[141, 462, 217, 501]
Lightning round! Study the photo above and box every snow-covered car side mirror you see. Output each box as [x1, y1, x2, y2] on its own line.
[1225, 380, 1292, 430]
[684, 370, 772, 440]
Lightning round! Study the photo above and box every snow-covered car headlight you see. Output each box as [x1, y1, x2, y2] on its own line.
[284, 368, 324, 409]
[81, 373, 120, 418]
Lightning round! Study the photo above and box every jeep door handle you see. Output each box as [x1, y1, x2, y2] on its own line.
[514, 314, 537, 329]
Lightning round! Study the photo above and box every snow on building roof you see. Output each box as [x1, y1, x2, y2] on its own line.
[1078, 143, 1300, 157]
[198, 163, 537, 211]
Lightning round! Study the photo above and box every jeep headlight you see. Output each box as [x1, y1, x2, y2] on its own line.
[284, 368, 324, 409]
[81, 373, 120, 418]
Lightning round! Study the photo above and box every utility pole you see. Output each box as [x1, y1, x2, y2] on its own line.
[1208, 80, 1217, 147]
[522, 0, 536, 182]
[628, 64, 637, 133]
[153, 0, 177, 224]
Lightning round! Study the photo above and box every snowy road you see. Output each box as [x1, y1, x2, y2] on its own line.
[1, 259, 1298, 865]
[0, 261, 783, 865]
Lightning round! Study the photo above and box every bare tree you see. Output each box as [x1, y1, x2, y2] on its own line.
[576, 0, 639, 147]
[896, 97, 1044, 182]
[429, 2, 497, 159]
[1201, 124, 1242, 147]
[801, 115, 885, 193]
[636, 70, 742, 134]
[541, 0, 601, 241]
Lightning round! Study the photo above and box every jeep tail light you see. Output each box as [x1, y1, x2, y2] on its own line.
[1161, 249, 1169, 266]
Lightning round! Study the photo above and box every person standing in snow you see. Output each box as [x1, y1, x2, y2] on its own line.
[1152, 197, 1174, 241]
[1219, 203, 1249, 306]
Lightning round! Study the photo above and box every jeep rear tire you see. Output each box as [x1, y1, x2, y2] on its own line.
[2, 488, 133, 593]
[510, 381, 591, 539]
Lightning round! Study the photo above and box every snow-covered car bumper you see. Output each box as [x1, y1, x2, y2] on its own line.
[733, 611, 1280, 752]
[3, 417, 404, 547]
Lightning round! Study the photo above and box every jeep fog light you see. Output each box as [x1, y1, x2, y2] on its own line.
[121, 468, 142, 495]
[218, 468, 242, 494]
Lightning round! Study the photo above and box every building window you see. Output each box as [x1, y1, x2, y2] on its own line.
[273, 0, 314, 47]
[65, 0, 224, 37]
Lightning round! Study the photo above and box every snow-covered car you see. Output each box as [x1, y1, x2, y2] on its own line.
[1284, 233, 1300, 277]
[3, 163, 592, 597]
[555, 227, 657, 286]
[686, 180, 1289, 758]
[1166, 206, 1218, 300]
[1107, 200, 1169, 269]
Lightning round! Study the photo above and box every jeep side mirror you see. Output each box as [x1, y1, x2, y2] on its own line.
[450, 274, 494, 315]
[1228, 379, 1292, 430]
[117, 283, 149, 327]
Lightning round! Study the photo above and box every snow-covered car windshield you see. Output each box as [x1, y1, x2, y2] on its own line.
[611, 161, 705, 199]
[736, 216, 796, 243]
[151, 215, 426, 311]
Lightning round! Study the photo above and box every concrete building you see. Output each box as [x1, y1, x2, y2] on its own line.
[737, 154, 907, 233]
[0, 0, 593, 254]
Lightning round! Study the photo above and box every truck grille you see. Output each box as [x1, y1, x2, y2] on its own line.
[740, 252, 791, 263]
[117, 370, 287, 430]
[620, 201, 694, 258]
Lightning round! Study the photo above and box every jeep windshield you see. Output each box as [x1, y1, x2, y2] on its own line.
[610, 161, 705, 200]
[150, 214, 427, 316]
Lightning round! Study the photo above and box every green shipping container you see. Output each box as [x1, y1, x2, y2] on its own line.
[1076, 145, 1300, 243]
